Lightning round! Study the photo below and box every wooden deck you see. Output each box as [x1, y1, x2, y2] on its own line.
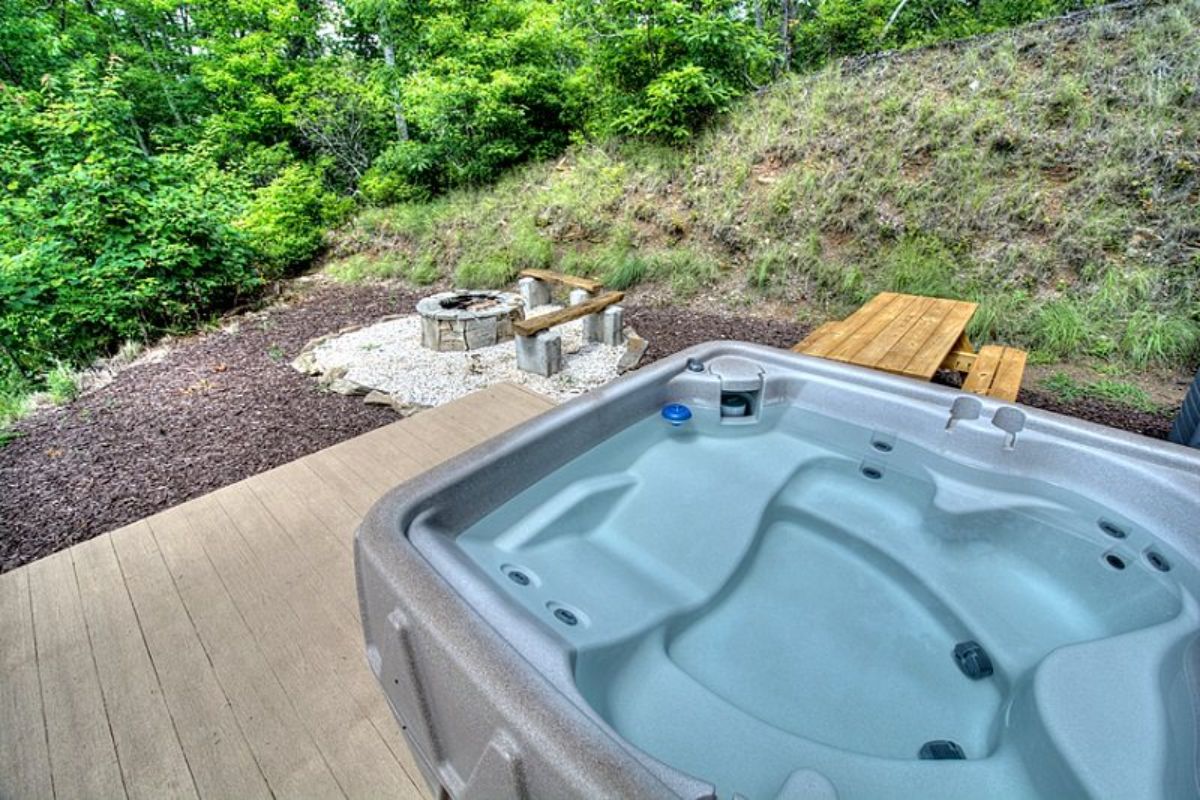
[0, 383, 554, 800]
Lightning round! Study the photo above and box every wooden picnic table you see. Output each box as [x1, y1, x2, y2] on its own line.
[793, 292, 1026, 401]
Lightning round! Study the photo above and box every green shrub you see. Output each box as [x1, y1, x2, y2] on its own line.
[238, 163, 354, 275]
[969, 291, 1031, 343]
[646, 248, 721, 297]
[0, 357, 30, 434]
[409, 254, 441, 286]
[791, 0, 1103, 69]
[360, 141, 438, 205]
[361, 1, 580, 197]
[509, 223, 554, 272]
[0, 64, 262, 376]
[750, 245, 792, 290]
[881, 236, 958, 298]
[570, 0, 772, 141]
[613, 66, 739, 143]
[601, 250, 650, 290]
[455, 255, 517, 288]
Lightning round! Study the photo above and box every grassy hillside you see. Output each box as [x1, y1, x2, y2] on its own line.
[330, 0, 1199, 374]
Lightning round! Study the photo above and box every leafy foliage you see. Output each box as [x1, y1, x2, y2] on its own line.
[238, 163, 355, 274]
[0, 0, 1159, 422]
[0, 62, 259, 376]
[568, 0, 773, 141]
[360, 0, 580, 199]
[790, 0, 1103, 68]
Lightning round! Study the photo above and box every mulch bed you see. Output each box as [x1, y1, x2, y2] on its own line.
[1014, 388, 1173, 440]
[0, 285, 1177, 573]
[0, 281, 416, 573]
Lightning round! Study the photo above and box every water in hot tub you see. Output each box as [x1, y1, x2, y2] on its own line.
[456, 406, 1196, 800]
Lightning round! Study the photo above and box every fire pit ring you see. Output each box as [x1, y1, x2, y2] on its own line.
[417, 290, 524, 352]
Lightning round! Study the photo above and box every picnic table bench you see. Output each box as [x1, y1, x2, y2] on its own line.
[793, 291, 1026, 402]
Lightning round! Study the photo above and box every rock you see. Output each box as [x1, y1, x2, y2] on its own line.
[617, 335, 649, 373]
[364, 390, 394, 406]
[394, 402, 428, 419]
[291, 351, 320, 376]
[363, 389, 428, 418]
[320, 366, 369, 395]
[327, 378, 369, 395]
[291, 333, 334, 375]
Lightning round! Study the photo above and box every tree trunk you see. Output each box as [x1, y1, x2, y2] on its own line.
[883, 0, 913, 37]
[134, 26, 184, 127]
[379, 14, 409, 141]
[130, 121, 152, 156]
[778, 0, 793, 74]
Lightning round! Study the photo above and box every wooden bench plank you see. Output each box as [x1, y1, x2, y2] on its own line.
[799, 293, 898, 358]
[990, 347, 1027, 402]
[962, 344, 1005, 395]
[518, 269, 603, 294]
[963, 345, 1025, 401]
[895, 300, 978, 378]
[513, 292, 624, 337]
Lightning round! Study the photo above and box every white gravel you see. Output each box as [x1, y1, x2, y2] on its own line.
[307, 309, 627, 406]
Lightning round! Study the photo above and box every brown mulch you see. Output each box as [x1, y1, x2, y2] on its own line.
[1014, 388, 1173, 440]
[0, 286, 1177, 573]
[0, 281, 417, 573]
[626, 306, 813, 366]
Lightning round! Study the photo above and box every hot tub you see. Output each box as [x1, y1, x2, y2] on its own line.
[355, 343, 1200, 800]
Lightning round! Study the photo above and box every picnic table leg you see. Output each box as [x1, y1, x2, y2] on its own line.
[940, 331, 978, 373]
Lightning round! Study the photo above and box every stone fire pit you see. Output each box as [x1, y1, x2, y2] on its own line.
[417, 290, 523, 352]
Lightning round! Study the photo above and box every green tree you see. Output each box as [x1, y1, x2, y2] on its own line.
[567, 0, 774, 141]
[360, 0, 581, 200]
[0, 59, 258, 375]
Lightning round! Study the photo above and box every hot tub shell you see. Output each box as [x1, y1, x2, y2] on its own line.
[355, 342, 1200, 800]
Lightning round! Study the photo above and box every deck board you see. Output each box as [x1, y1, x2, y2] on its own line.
[0, 568, 54, 800]
[28, 550, 128, 799]
[111, 520, 273, 800]
[0, 383, 555, 799]
[72, 535, 199, 800]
